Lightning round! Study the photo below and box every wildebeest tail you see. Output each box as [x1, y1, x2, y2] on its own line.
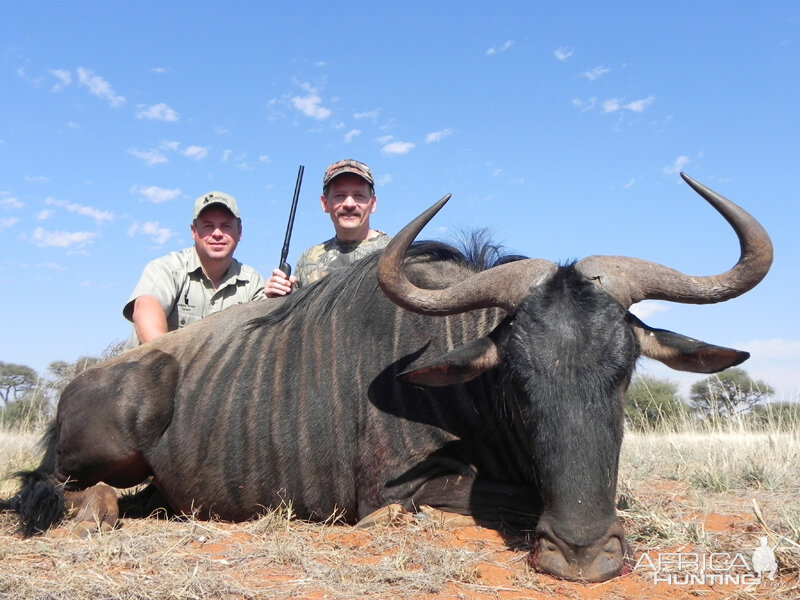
[0, 421, 65, 536]
[0, 468, 66, 536]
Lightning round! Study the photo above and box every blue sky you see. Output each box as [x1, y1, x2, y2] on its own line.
[1, 2, 798, 401]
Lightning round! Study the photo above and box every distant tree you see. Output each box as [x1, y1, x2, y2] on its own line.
[746, 402, 800, 430]
[625, 375, 687, 430]
[688, 367, 774, 421]
[0, 388, 51, 428]
[47, 340, 126, 395]
[0, 361, 40, 406]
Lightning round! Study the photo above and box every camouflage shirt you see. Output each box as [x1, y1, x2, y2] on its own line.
[295, 232, 391, 287]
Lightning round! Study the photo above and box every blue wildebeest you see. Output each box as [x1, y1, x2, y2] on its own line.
[1, 173, 772, 582]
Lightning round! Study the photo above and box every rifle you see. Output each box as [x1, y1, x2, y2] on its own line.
[279, 165, 304, 277]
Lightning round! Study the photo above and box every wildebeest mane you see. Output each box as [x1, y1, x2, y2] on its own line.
[248, 235, 526, 331]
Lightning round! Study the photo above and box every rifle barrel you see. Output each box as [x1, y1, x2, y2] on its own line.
[279, 165, 304, 277]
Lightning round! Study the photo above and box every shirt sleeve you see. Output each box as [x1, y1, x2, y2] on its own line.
[122, 255, 182, 322]
[248, 268, 267, 300]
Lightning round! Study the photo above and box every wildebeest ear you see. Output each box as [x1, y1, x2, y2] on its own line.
[398, 337, 500, 387]
[629, 314, 749, 374]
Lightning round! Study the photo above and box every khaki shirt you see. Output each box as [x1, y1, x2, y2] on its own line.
[295, 232, 391, 287]
[123, 246, 265, 348]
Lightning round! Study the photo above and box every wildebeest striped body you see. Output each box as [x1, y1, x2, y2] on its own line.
[136, 253, 516, 523]
[2, 174, 772, 583]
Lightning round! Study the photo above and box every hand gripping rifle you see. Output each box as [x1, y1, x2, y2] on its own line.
[279, 165, 304, 277]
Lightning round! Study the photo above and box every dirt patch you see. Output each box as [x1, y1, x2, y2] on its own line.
[1, 485, 797, 600]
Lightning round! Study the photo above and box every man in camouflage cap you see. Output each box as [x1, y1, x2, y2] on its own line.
[266, 159, 390, 296]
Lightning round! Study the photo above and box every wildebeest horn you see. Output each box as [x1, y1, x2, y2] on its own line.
[575, 172, 773, 308]
[377, 194, 557, 315]
[377, 174, 773, 316]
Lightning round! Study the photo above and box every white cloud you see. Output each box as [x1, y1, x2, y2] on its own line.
[128, 148, 168, 166]
[1, 194, 23, 209]
[734, 338, 800, 401]
[127, 221, 175, 245]
[151, 67, 168, 74]
[554, 47, 574, 61]
[602, 98, 622, 113]
[582, 66, 611, 81]
[344, 129, 361, 143]
[37, 209, 54, 220]
[76, 67, 125, 108]
[36, 262, 66, 271]
[625, 96, 655, 112]
[425, 128, 454, 143]
[664, 156, 690, 175]
[221, 149, 232, 163]
[258, 155, 271, 163]
[130, 185, 181, 204]
[24, 175, 49, 183]
[381, 141, 415, 155]
[629, 301, 670, 320]
[44, 197, 113, 223]
[49, 69, 72, 92]
[291, 93, 331, 120]
[136, 102, 179, 122]
[354, 109, 380, 120]
[17, 67, 44, 87]
[743, 339, 800, 360]
[0, 217, 20, 231]
[31, 227, 99, 248]
[572, 97, 598, 113]
[182, 146, 209, 160]
[486, 40, 514, 56]
[159, 140, 180, 152]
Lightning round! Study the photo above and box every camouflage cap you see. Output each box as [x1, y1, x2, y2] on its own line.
[193, 191, 241, 220]
[323, 159, 374, 188]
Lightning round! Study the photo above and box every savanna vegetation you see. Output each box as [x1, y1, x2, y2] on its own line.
[1, 351, 798, 599]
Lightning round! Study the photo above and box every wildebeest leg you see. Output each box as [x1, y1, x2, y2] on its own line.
[354, 503, 480, 529]
[405, 475, 541, 529]
[354, 503, 413, 528]
[417, 505, 481, 527]
[63, 484, 119, 538]
[51, 350, 179, 533]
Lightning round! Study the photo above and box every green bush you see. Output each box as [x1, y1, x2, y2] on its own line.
[0, 392, 51, 431]
[625, 375, 687, 431]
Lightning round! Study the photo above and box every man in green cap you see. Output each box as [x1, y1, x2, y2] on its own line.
[265, 159, 391, 297]
[123, 190, 266, 347]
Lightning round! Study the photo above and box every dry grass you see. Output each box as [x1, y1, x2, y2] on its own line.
[1, 425, 799, 599]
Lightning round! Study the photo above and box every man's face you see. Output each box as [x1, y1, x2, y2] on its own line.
[321, 174, 376, 241]
[191, 206, 242, 262]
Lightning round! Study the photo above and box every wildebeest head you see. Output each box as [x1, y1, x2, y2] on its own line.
[376, 173, 772, 581]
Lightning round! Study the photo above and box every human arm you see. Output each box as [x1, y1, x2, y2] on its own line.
[122, 251, 185, 346]
[130, 294, 169, 344]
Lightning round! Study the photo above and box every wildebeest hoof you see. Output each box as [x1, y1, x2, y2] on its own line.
[417, 505, 480, 528]
[354, 504, 413, 528]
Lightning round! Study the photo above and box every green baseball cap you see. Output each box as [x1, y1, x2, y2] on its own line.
[193, 191, 240, 219]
